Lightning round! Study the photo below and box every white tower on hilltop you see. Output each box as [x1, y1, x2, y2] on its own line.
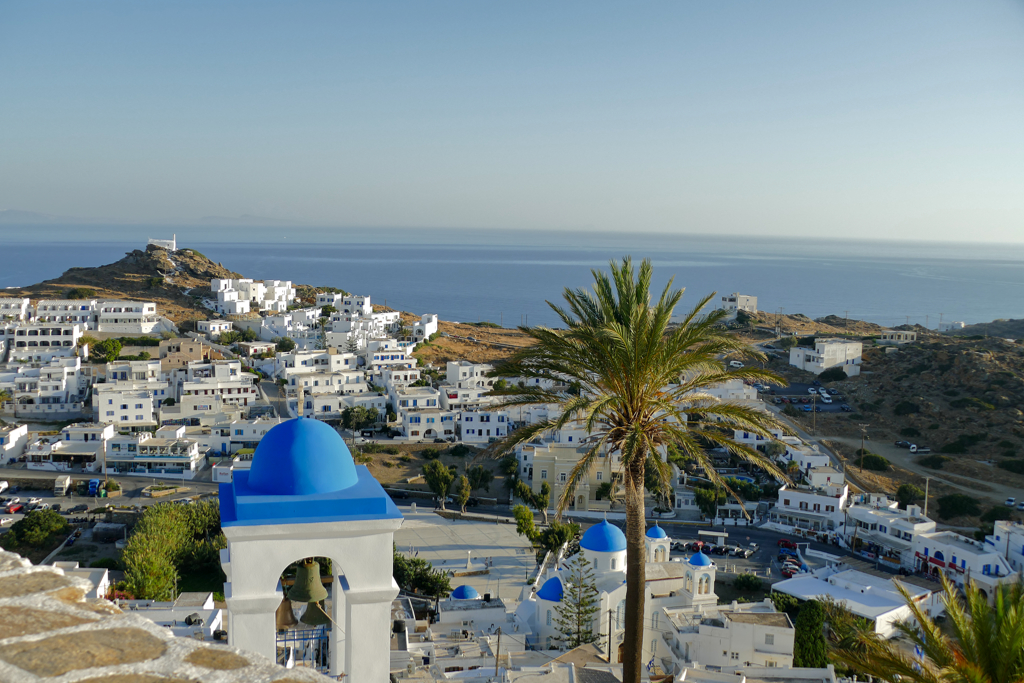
[147, 234, 176, 251]
[219, 417, 403, 680]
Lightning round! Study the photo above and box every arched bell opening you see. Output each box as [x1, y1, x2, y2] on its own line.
[274, 556, 339, 674]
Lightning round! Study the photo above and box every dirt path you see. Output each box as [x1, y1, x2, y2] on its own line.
[827, 436, 1021, 506]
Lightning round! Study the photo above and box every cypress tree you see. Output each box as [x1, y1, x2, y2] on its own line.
[793, 600, 828, 667]
[553, 552, 601, 648]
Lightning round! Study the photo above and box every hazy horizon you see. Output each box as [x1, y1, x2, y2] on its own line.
[2, 2, 1023, 243]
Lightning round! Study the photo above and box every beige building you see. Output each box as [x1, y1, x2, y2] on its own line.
[518, 440, 621, 512]
[159, 337, 211, 373]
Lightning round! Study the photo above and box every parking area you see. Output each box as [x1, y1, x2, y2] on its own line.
[753, 381, 851, 413]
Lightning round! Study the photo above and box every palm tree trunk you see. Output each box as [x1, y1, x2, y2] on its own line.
[622, 461, 646, 683]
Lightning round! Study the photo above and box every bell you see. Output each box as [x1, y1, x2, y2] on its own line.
[276, 593, 298, 631]
[300, 600, 332, 626]
[287, 559, 329, 604]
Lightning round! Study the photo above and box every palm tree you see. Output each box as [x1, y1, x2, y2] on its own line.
[491, 257, 787, 682]
[829, 575, 1024, 683]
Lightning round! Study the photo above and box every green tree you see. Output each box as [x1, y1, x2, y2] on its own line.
[694, 486, 723, 520]
[513, 504, 538, 542]
[319, 304, 338, 316]
[500, 454, 520, 503]
[595, 481, 614, 501]
[794, 599, 828, 667]
[553, 552, 600, 648]
[466, 464, 493, 492]
[829, 576, 1024, 683]
[516, 480, 551, 525]
[272, 336, 296, 352]
[91, 339, 122, 363]
[423, 460, 454, 510]
[393, 546, 452, 598]
[490, 258, 787, 683]
[454, 475, 472, 513]
[896, 483, 925, 509]
[0, 510, 70, 550]
[537, 521, 581, 558]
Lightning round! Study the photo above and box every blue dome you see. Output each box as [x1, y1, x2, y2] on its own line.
[451, 585, 480, 600]
[688, 550, 712, 567]
[580, 520, 627, 553]
[247, 418, 358, 496]
[646, 524, 667, 539]
[537, 577, 563, 602]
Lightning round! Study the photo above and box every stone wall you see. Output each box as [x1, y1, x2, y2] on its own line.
[0, 549, 332, 683]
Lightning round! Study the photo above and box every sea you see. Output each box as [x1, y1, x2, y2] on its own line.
[2, 225, 1023, 330]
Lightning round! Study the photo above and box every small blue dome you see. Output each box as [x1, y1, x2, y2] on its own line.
[646, 524, 667, 539]
[537, 577, 563, 602]
[451, 585, 480, 600]
[247, 418, 358, 496]
[688, 550, 713, 567]
[580, 520, 627, 553]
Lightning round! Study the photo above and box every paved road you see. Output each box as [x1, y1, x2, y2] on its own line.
[261, 381, 291, 419]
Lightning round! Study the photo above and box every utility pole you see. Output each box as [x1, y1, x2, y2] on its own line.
[905, 315, 910, 326]
[858, 424, 869, 470]
[812, 394, 817, 433]
[500, 312, 502, 327]
[844, 310, 849, 329]
[923, 477, 930, 517]
[925, 314, 929, 329]
[494, 627, 501, 675]
[939, 313, 943, 329]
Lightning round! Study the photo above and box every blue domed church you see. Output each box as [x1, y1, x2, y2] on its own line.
[525, 520, 717, 657]
[219, 417, 403, 680]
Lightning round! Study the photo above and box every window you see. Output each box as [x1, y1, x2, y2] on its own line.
[731, 653, 739, 660]
[546, 610, 552, 626]
[135, 404, 143, 409]
[106, 411, 114, 416]
[559, 473, 566, 483]
[611, 559, 617, 570]
[596, 472, 603, 481]
[765, 634, 774, 645]
[541, 470, 547, 480]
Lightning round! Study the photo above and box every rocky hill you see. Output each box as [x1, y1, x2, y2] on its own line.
[8, 245, 241, 323]
[742, 310, 886, 336]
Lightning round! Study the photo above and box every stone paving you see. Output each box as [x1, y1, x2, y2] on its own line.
[0, 549, 331, 683]
[394, 510, 538, 603]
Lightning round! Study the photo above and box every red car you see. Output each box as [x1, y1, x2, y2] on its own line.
[6, 504, 22, 513]
[777, 539, 798, 550]
[781, 568, 796, 578]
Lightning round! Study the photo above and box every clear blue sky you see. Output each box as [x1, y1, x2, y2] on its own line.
[1, 1, 1022, 241]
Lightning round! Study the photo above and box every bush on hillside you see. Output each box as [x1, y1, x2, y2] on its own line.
[859, 454, 890, 471]
[940, 433, 988, 454]
[0, 510, 70, 550]
[817, 367, 848, 383]
[918, 455, 948, 470]
[733, 573, 763, 592]
[936, 494, 981, 520]
[981, 506, 1015, 523]
[894, 401, 920, 416]
[998, 460, 1024, 475]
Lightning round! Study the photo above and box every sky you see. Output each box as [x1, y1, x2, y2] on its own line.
[1, 1, 1023, 242]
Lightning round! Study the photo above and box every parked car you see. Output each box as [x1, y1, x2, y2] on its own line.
[0, 481, 7, 494]
[763, 344, 776, 350]
[841, 404, 853, 412]
[910, 445, 931, 454]
[777, 538, 798, 549]
[27, 498, 41, 506]
[773, 397, 781, 404]
[807, 387, 818, 394]
[5, 498, 19, 506]
[801, 397, 810, 404]
[827, 388, 838, 395]
[68, 504, 88, 513]
[711, 545, 730, 556]
[6, 504, 22, 513]
[895, 441, 912, 448]
[1007, 497, 1016, 507]
[821, 396, 832, 404]
[803, 405, 813, 412]
[387, 490, 409, 500]
[812, 380, 822, 386]
[732, 546, 754, 558]
[817, 387, 829, 397]
[51, 504, 61, 513]
[65, 537, 75, 547]
[781, 568, 797, 578]
[0, 517, 12, 526]
[1017, 502, 1024, 512]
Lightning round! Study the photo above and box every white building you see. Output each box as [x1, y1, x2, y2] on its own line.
[776, 438, 831, 473]
[302, 392, 388, 422]
[459, 409, 510, 444]
[768, 469, 849, 534]
[877, 330, 917, 346]
[788, 339, 862, 377]
[105, 425, 203, 479]
[721, 293, 757, 314]
[202, 416, 285, 456]
[771, 563, 940, 638]
[210, 278, 295, 315]
[412, 314, 438, 341]
[25, 423, 115, 472]
[94, 386, 161, 430]
[196, 320, 233, 339]
[175, 360, 258, 418]
[913, 530, 1018, 602]
[7, 323, 83, 363]
[275, 349, 359, 378]
[939, 321, 966, 332]
[987, 521, 1024, 573]
[662, 600, 794, 672]
[842, 496, 936, 570]
[105, 359, 162, 383]
[33, 299, 98, 326]
[95, 300, 167, 334]
[0, 423, 29, 461]
[0, 298, 30, 321]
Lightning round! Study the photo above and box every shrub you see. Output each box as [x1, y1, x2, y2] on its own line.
[66, 287, 95, 300]
[90, 557, 123, 570]
[895, 483, 924, 509]
[399, 455, 412, 463]
[918, 454, 948, 470]
[981, 506, 1015, 523]
[999, 440, 1016, 449]
[940, 433, 988, 454]
[448, 444, 472, 458]
[936, 494, 981, 520]
[894, 401, 920, 416]
[900, 427, 921, 437]
[998, 460, 1024, 475]
[782, 406, 801, 418]
[421, 447, 442, 461]
[818, 367, 848, 383]
[859, 454, 890, 471]
[0, 510, 70, 550]
[733, 573, 763, 592]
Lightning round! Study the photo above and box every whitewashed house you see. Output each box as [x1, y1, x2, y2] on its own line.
[842, 495, 936, 570]
[987, 521, 1024, 573]
[768, 468, 849, 534]
[105, 425, 203, 479]
[913, 531, 1018, 602]
[7, 323, 83, 363]
[196, 320, 233, 339]
[412, 314, 438, 341]
[33, 300, 98, 326]
[0, 298, 30, 321]
[721, 293, 758, 314]
[95, 300, 168, 334]
[0, 423, 29, 461]
[459, 409, 510, 444]
[662, 601, 794, 672]
[789, 339, 862, 377]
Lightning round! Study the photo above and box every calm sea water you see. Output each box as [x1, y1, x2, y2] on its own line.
[3, 225, 1023, 329]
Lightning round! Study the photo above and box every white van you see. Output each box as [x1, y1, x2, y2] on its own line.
[0, 481, 7, 495]
[729, 361, 744, 368]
